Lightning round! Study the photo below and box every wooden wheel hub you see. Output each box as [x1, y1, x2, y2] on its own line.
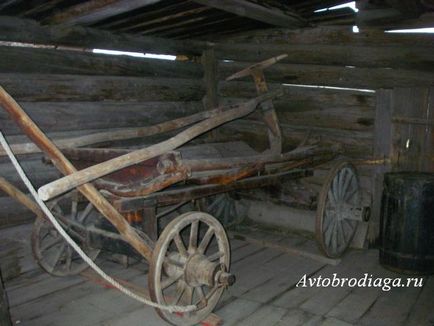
[185, 254, 220, 288]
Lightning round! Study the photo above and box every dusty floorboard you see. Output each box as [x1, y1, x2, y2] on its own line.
[1, 224, 432, 326]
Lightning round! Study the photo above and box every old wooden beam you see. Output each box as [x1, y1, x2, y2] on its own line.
[0, 104, 224, 156]
[0, 268, 12, 326]
[48, 0, 163, 25]
[0, 46, 202, 78]
[0, 16, 205, 56]
[0, 74, 205, 102]
[192, 0, 307, 28]
[201, 49, 219, 139]
[37, 93, 278, 201]
[0, 86, 154, 262]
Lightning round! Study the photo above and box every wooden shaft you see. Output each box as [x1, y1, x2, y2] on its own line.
[0, 177, 44, 218]
[38, 94, 274, 201]
[0, 86, 154, 261]
[0, 105, 225, 156]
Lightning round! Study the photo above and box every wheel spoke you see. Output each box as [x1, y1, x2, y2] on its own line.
[189, 220, 199, 251]
[78, 203, 94, 223]
[326, 220, 336, 247]
[174, 233, 187, 257]
[161, 274, 182, 290]
[66, 246, 73, 271]
[71, 200, 78, 220]
[207, 251, 224, 262]
[173, 284, 185, 305]
[195, 286, 206, 305]
[41, 237, 63, 252]
[49, 243, 66, 272]
[198, 227, 214, 254]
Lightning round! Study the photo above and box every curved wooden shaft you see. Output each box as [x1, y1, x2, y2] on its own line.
[0, 86, 154, 261]
[38, 93, 276, 201]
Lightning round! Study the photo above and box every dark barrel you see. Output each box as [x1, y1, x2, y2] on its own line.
[380, 172, 434, 274]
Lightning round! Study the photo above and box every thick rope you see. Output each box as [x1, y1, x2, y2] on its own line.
[0, 131, 196, 314]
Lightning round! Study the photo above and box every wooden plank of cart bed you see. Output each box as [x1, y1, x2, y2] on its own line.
[112, 169, 313, 212]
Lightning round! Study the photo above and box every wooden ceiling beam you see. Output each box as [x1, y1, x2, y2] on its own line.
[48, 0, 163, 26]
[192, 0, 308, 28]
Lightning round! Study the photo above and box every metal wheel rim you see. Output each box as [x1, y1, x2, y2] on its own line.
[148, 211, 230, 326]
[31, 192, 101, 276]
[316, 161, 361, 258]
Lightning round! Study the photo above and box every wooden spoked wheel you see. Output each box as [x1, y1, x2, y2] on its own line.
[148, 211, 233, 326]
[316, 161, 362, 258]
[32, 192, 101, 277]
[201, 193, 242, 227]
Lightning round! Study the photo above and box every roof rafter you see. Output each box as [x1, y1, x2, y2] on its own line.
[48, 0, 163, 26]
[192, 0, 308, 28]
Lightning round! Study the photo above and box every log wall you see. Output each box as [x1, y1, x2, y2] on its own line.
[0, 20, 433, 235]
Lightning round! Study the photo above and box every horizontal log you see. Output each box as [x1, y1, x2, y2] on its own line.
[220, 61, 434, 88]
[0, 46, 203, 78]
[0, 101, 203, 135]
[221, 119, 373, 158]
[0, 74, 205, 102]
[0, 16, 205, 56]
[223, 26, 434, 48]
[214, 43, 434, 70]
[222, 98, 375, 131]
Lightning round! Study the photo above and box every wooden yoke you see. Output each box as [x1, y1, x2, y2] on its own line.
[226, 54, 287, 154]
[0, 86, 154, 262]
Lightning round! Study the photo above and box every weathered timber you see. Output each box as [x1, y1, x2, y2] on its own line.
[0, 16, 205, 55]
[0, 74, 205, 102]
[214, 43, 434, 71]
[48, 0, 162, 25]
[0, 46, 202, 78]
[192, 0, 307, 28]
[37, 93, 277, 201]
[0, 86, 154, 261]
[0, 104, 226, 156]
[0, 268, 12, 326]
[201, 49, 219, 139]
[223, 25, 434, 48]
[220, 61, 434, 88]
[0, 177, 43, 218]
[221, 119, 373, 158]
[0, 73, 375, 105]
[0, 101, 203, 135]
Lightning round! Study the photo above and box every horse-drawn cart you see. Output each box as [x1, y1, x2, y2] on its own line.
[0, 56, 369, 325]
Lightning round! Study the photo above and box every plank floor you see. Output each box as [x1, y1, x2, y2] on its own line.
[1, 223, 433, 326]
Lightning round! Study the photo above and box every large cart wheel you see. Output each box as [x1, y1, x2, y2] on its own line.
[149, 211, 234, 326]
[316, 161, 365, 258]
[32, 192, 101, 277]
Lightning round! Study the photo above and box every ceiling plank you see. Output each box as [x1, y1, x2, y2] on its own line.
[192, 0, 308, 28]
[48, 0, 163, 26]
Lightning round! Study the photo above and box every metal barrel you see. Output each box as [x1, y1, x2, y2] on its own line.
[380, 172, 434, 274]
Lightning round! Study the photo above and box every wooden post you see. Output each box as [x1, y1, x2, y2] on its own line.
[370, 89, 393, 244]
[0, 269, 12, 326]
[370, 87, 434, 244]
[201, 49, 219, 139]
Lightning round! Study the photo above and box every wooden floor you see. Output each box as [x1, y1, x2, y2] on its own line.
[2, 223, 433, 326]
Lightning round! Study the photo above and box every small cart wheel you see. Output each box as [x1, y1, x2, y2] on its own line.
[316, 161, 362, 258]
[200, 193, 246, 227]
[149, 211, 233, 326]
[32, 192, 101, 277]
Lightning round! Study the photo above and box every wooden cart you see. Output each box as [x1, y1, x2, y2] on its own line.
[0, 56, 369, 325]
